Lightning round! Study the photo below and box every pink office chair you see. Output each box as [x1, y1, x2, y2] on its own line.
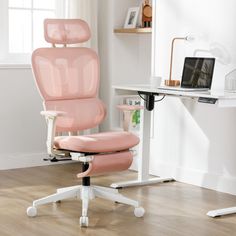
[26, 19, 144, 227]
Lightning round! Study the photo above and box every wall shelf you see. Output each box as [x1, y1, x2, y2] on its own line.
[114, 28, 152, 34]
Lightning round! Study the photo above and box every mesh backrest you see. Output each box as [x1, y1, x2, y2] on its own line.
[44, 98, 106, 132]
[32, 48, 99, 101]
[32, 20, 106, 132]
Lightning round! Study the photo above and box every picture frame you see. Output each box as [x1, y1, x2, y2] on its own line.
[124, 7, 140, 29]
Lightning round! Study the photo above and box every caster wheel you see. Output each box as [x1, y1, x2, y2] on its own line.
[80, 216, 89, 227]
[134, 207, 145, 218]
[27, 206, 37, 217]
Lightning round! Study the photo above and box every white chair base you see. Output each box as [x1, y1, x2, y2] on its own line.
[207, 206, 236, 217]
[27, 185, 145, 227]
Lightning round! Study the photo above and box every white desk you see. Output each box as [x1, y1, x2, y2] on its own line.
[114, 84, 236, 107]
[112, 84, 236, 218]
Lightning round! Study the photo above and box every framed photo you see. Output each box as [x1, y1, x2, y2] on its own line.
[124, 7, 140, 29]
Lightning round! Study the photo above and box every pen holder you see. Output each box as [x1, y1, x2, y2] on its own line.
[150, 76, 162, 88]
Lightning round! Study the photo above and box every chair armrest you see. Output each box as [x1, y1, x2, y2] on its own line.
[41, 110, 66, 156]
[40, 110, 66, 118]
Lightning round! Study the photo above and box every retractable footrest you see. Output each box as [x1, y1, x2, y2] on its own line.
[77, 151, 133, 178]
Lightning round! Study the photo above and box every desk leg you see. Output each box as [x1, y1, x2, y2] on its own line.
[207, 207, 236, 217]
[111, 103, 174, 189]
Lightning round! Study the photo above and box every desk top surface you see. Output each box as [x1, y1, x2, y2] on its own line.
[113, 84, 236, 100]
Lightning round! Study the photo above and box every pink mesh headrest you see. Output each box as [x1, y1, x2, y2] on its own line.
[44, 19, 91, 44]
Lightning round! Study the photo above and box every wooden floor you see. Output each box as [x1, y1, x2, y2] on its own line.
[1, 163, 236, 236]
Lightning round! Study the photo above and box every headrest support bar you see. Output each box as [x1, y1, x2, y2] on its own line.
[44, 19, 91, 45]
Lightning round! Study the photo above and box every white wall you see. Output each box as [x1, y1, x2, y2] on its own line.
[0, 67, 47, 169]
[151, 0, 236, 195]
[98, 0, 151, 131]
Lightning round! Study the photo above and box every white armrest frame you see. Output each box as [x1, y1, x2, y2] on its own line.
[41, 111, 90, 161]
[41, 111, 66, 157]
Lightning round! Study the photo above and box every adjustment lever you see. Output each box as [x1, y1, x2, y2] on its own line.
[43, 157, 72, 162]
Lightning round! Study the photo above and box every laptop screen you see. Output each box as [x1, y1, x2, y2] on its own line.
[181, 57, 215, 89]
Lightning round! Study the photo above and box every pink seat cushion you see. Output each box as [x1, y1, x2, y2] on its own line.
[54, 131, 139, 153]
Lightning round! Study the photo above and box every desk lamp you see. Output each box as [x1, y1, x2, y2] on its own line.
[165, 35, 195, 87]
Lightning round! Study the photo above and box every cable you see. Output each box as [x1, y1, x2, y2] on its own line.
[155, 95, 165, 102]
[138, 91, 166, 103]
[138, 92, 147, 101]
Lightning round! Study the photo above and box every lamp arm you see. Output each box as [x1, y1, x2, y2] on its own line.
[169, 37, 187, 81]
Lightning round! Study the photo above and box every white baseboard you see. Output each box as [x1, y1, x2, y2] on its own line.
[150, 162, 236, 196]
[0, 152, 72, 170]
[2, 154, 236, 196]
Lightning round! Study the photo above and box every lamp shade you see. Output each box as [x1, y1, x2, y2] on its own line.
[185, 35, 195, 42]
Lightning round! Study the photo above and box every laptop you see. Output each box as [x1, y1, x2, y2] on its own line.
[159, 57, 215, 92]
